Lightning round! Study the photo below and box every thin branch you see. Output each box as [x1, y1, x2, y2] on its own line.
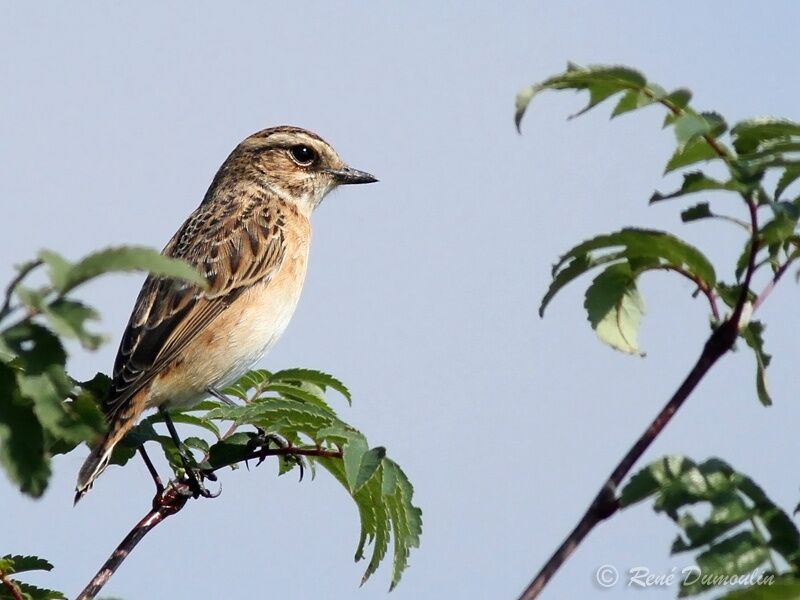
[519, 195, 763, 600]
[649, 264, 720, 321]
[75, 483, 191, 600]
[752, 254, 797, 313]
[0, 573, 23, 600]
[76, 443, 343, 600]
[0, 259, 42, 322]
[517, 319, 738, 600]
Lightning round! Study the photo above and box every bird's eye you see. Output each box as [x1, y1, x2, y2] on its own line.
[289, 144, 317, 165]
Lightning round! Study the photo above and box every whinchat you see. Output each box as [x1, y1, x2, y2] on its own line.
[75, 126, 377, 502]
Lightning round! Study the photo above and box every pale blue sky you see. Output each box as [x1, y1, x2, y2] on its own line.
[3, 3, 800, 599]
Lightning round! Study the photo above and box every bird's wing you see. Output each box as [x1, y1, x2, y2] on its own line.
[103, 198, 287, 418]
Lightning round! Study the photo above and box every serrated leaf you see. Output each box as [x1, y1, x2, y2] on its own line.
[17, 368, 96, 445]
[181, 436, 209, 454]
[665, 138, 722, 173]
[1, 323, 66, 372]
[732, 117, 800, 155]
[37, 250, 72, 291]
[271, 368, 352, 405]
[0, 555, 53, 574]
[672, 111, 727, 147]
[316, 454, 421, 590]
[720, 580, 800, 599]
[56, 246, 208, 294]
[680, 531, 770, 596]
[759, 212, 797, 246]
[147, 411, 220, 439]
[2, 581, 66, 600]
[516, 63, 646, 130]
[206, 432, 258, 469]
[542, 228, 715, 318]
[775, 165, 800, 199]
[41, 299, 105, 350]
[740, 321, 772, 406]
[0, 363, 50, 497]
[620, 456, 694, 507]
[344, 438, 385, 493]
[611, 89, 656, 118]
[651, 171, 742, 203]
[584, 263, 645, 355]
[681, 203, 713, 223]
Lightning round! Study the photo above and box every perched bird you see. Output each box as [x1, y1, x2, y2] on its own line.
[75, 126, 377, 502]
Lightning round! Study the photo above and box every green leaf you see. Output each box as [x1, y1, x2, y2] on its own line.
[343, 437, 386, 493]
[620, 456, 696, 507]
[732, 117, 800, 155]
[316, 455, 422, 590]
[541, 228, 716, 317]
[611, 89, 657, 118]
[650, 171, 743, 203]
[40, 299, 105, 350]
[17, 368, 96, 445]
[680, 531, 770, 596]
[56, 246, 208, 294]
[1, 323, 66, 372]
[0, 555, 53, 574]
[665, 138, 722, 173]
[720, 580, 800, 600]
[0, 364, 50, 497]
[37, 250, 72, 291]
[1, 581, 66, 600]
[584, 263, 645, 355]
[672, 111, 727, 147]
[740, 321, 772, 406]
[681, 203, 713, 223]
[206, 431, 257, 469]
[271, 368, 352, 405]
[775, 164, 800, 199]
[759, 212, 797, 246]
[738, 476, 800, 568]
[147, 411, 220, 439]
[515, 63, 646, 130]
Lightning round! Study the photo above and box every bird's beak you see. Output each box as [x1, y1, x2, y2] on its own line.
[327, 167, 378, 185]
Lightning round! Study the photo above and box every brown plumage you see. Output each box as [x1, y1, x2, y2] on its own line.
[75, 126, 377, 502]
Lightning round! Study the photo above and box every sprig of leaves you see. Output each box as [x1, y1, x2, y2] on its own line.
[113, 368, 422, 590]
[1, 245, 421, 594]
[517, 63, 800, 402]
[621, 456, 800, 598]
[515, 63, 800, 600]
[0, 246, 208, 497]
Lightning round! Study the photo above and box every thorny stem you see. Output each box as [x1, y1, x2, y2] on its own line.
[518, 195, 762, 600]
[77, 443, 343, 600]
[0, 573, 24, 600]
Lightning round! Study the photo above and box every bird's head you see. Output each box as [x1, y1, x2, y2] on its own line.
[209, 126, 377, 214]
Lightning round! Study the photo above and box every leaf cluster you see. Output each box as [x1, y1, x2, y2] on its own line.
[622, 456, 800, 598]
[0, 247, 421, 591]
[518, 63, 800, 403]
[516, 64, 800, 598]
[114, 368, 422, 589]
[0, 247, 206, 497]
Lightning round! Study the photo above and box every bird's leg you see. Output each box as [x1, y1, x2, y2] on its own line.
[206, 386, 237, 407]
[137, 444, 164, 497]
[159, 408, 219, 499]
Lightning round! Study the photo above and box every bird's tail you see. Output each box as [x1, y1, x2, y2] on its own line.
[74, 416, 133, 505]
